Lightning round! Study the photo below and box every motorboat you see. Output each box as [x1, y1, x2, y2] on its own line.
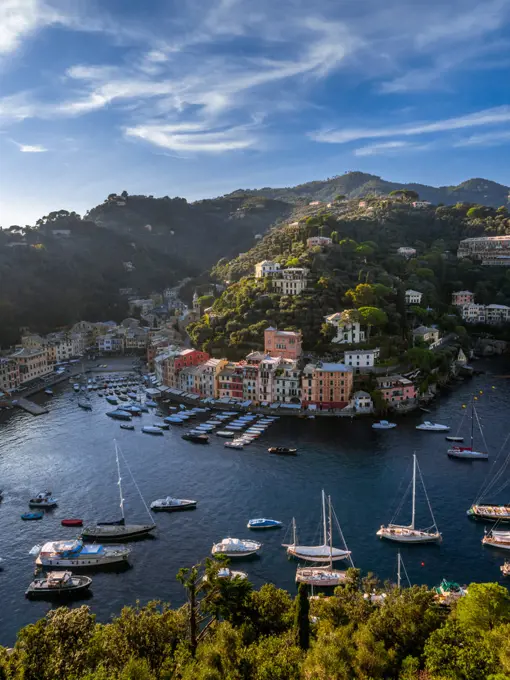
[482, 529, 510, 550]
[145, 400, 158, 407]
[448, 446, 488, 460]
[467, 504, 510, 522]
[142, 426, 164, 435]
[434, 579, 468, 605]
[61, 519, 83, 527]
[372, 420, 396, 430]
[268, 447, 297, 455]
[120, 423, 135, 431]
[106, 410, 132, 421]
[211, 537, 261, 557]
[33, 539, 130, 567]
[182, 433, 209, 444]
[78, 400, 92, 410]
[216, 430, 235, 438]
[29, 491, 58, 508]
[416, 421, 450, 432]
[150, 497, 197, 511]
[106, 396, 118, 405]
[217, 567, 248, 580]
[296, 566, 347, 587]
[26, 571, 92, 598]
[123, 405, 142, 415]
[153, 422, 169, 430]
[44, 389, 53, 396]
[22, 512, 44, 521]
[377, 455, 441, 543]
[247, 518, 283, 529]
[446, 436, 464, 442]
[73, 384, 80, 392]
[225, 441, 244, 449]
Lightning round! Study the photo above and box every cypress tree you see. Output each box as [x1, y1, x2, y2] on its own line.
[294, 582, 310, 650]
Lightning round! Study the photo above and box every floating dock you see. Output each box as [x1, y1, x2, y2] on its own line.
[15, 398, 48, 416]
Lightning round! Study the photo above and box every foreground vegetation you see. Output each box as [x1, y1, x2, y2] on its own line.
[3, 559, 510, 680]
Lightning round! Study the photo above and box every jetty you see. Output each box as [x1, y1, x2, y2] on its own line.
[15, 398, 48, 416]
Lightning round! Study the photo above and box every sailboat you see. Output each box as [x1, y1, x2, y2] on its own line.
[447, 399, 488, 460]
[286, 490, 351, 562]
[82, 441, 156, 541]
[376, 454, 441, 543]
[295, 492, 353, 587]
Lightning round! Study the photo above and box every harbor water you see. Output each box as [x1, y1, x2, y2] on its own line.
[0, 359, 509, 644]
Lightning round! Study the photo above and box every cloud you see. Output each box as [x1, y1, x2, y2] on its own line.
[125, 122, 256, 152]
[0, 0, 61, 55]
[10, 138, 48, 152]
[312, 106, 510, 144]
[454, 129, 510, 147]
[353, 140, 415, 156]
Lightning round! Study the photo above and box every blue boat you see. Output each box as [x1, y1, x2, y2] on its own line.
[247, 518, 283, 530]
[145, 400, 158, 408]
[106, 410, 132, 421]
[22, 512, 44, 521]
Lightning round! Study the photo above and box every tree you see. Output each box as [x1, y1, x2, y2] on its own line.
[358, 306, 388, 338]
[294, 583, 310, 650]
[456, 583, 510, 632]
[345, 284, 377, 307]
[335, 194, 346, 201]
[330, 230, 338, 244]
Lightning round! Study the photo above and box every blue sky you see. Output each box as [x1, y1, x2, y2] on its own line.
[1, 0, 510, 226]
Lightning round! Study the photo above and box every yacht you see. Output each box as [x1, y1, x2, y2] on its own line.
[26, 571, 92, 598]
[372, 420, 397, 430]
[34, 540, 130, 568]
[482, 528, 510, 551]
[247, 518, 283, 529]
[44, 389, 54, 396]
[150, 496, 197, 511]
[467, 504, 510, 522]
[212, 537, 261, 557]
[416, 421, 450, 432]
[29, 491, 58, 508]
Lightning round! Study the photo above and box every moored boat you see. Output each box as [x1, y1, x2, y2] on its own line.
[446, 436, 464, 442]
[296, 566, 347, 587]
[268, 447, 297, 455]
[182, 433, 209, 444]
[29, 491, 58, 509]
[34, 539, 130, 568]
[225, 441, 244, 449]
[212, 537, 261, 557]
[106, 409, 132, 421]
[467, 504, 510, 522]
[482, 528, 510, 550]
[120, 423, 135, 431]
[501, 561, 510, 576]
[106, 396, 118, 405]
[216, 430, 235, 438]
[21, 512, 44, 521]
[448, 446, 488, 460]
[78, 400, 92, 410]
[141, 426, 164, 435]
[247, 518, 282, 529]
[372, 420, 396, 430]
[25, 571, 92, 598]
[416, 421, 450, 432]
[150, 496, 197, 511]
[61, 519, 83, 527]
[44, 389, 53, 396]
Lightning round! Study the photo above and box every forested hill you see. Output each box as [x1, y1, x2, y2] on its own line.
[189, 198, 510, 359]
[226, 172, 510, 207]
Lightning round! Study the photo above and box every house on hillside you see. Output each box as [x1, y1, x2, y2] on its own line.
[307, 236, 332, 248]
[343, 348, 380, 372]
[301, 362, 353, 409]
[264, 327, 302, 360]
[412, 201, 431, 208]
[272, 268, 309, 295]
[413, 326, 440, 344]
[397, 247, 416, 258]
[255, 260, 281, 278]
[452, 290, 474, 306]
[376, 375, 416, 405]
[405, 289, 423, 305]
[324, 312, 365, 344]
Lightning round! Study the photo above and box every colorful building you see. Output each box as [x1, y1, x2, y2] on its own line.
[264, 327, 302, 360]
[156, 348, 210, 388]
[0, 358, 20, 393]
[452, 290, 474, 306]
[217, 363, 244, 400]
[194, 358, 227, 398]
[301, 362, 353, 409]
[376, 375, 417, 405]
[324, 313, 365, 344]
[11, 348, 52, 384]
[242, 363, 259, 401]
[255, 260, 281, 278]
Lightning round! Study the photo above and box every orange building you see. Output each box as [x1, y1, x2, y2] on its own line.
[301, 362, 353, 409]
[264, 327, 302, 360]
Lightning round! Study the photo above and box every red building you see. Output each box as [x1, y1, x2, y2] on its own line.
[161, 348, 210, 388]
[218, 362, 244, 400]
[264, 327, 302, 360]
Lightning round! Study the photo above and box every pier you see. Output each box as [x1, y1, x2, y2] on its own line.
[15, 398, 48, 416]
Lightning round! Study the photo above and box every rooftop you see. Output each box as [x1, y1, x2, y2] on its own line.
[413, 325, 437, 334]
[305, 362, 351, 373]
[344, 348, 379, 355]
[406, 289, 422, 295]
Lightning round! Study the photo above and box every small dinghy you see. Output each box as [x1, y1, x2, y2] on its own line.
[26, 571, 92, 598]
[61, 519, 83, 527]
[247, 518, 283, 529]
[120, 423, 135, 431]
[29, 491, 58, 508]
[225, 441, 244, 449]
[216, 430, 235, 438]
[21, 512, 44, 521]
[153, 422, 169, 430]
[142, 426, 164, 435]
[78, 400, 92, 410]
[268, 447, 297, 455]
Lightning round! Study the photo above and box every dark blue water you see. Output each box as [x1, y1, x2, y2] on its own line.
[1, 360, 509, 644]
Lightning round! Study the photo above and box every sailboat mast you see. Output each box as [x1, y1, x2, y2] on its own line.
[322, 490, 327, 546]
[114, 440, 125, 521]
[292, 517, 296, 546]
[397, 552, 401, 588]
[328, 495, 333, 570]
[411, 454, 416, 530]
[471, 398, 475, 449]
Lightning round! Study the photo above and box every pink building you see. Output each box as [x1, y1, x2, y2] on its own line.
[452, 290, 474, 306]
[264, 327, 302, 360]
[376, 375, 417, 405]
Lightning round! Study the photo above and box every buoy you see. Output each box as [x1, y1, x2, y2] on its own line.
[421, 562, 425, 567]
[474, 397, 478, 400]
[462, 404, 466, 408]
[479, 390, 483, 394]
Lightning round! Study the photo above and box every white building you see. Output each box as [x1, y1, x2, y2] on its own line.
[452, 290, 474, 306]
[255, 260, 281, 278]
[274, 358, 301, 403]
[324, 313, 366, 344]
[486, 304, 510, 324]
[272, 268, 309, 296]
[397, 247, 417, 258]
[257, 355, 282, 403]
[457, 235, 510, 263]
[405, 289, 423, 305]
[343, 348, 380, 371]
[412, 201, 431, 208]
[460, 303, 487, 324]
[349, 390, 374, 413]
[307, 236, 332, 248]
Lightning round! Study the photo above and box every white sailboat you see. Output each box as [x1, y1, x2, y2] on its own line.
[82, 441, 156, 541]
[295, 492, 353, 587]
[287, 490, 351, 562]
[448, 400, 488, 460]
[377, 454, 441, 543]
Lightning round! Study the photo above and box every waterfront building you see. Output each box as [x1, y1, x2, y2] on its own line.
[376, 375, 417, 405]
[178, 366, 196, 393]
[413, 326, 440, 344]
[307, 236, 332, 248]
[0, 358, 20, 393]
[155, 348, 210, 388]
[97, 334, 124, 354]
[412, 201, 431, 208]
[486, 304, 510, 324]
[272, 268, 309, 295]
[10, 347, 52, 384]
[324, 313, 365, 344]
[343, 348, 380, 372]
[397, 247, 417, 258]
[257, 355, 282, 403]
[194, 358, 227, 398]
[242, 363, 259, 401]
[301, 362, 353, 409]
[459, 302, 510, 324]
[452, 290, 474, 306]
[147, 337, 174, 371]
[254, 260, 281, 278]
[274, 358, 301, 403]
[264, 327, 302, 360]
[405, 289, 423, 305]
[457, 235, 510, 264]
[217, 363, 244, 400]
[349, 390, 374, 413]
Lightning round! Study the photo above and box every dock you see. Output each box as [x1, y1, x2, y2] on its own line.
[15, 398, 48, 416]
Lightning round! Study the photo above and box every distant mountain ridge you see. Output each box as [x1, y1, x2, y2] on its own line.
[226, 172, 510, 208]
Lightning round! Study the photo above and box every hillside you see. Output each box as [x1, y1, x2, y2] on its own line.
[226, 171, 510, 207]
[189, 198, 510, 359]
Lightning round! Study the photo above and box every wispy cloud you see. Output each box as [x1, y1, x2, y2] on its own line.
[353, 140, 417, 156]
[125, 122, 256, 152]
[11, 138, 48, 152]
[312, 106, 510, 145]
[454, 129, 510, 147]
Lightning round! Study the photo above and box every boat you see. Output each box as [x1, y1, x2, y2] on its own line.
[150, 497, 197, 511]
[106, 410, 132, 421]
[33, 539, 130, 568]
[182, 433, 209, 444]
[26, 571, 92, 598]
[247, 518, 283, 529]
[295, 493, 353, 586]
[434, 579, 468, 605]
[225, 441, 244, 449]
[377, 454, 441, 543]
[416, 421, 450, 432]
[61, 519, 83, 527]
[447, 400, 487, 459]
[78, 399, 92, 410]
[81, 441, 156, 541]
[120, 423, 135, 431]
[142, 426, 164, 435]
[73, 384, 80, 392]
[268, 447, 297, 455]
[29, 491, 58, 508]
[372, 420, 397, 430]
[211, 537, 261, 557]
[482, 528, 510, 551]
[216, 431, 235, 438]
[153, 422, 169, 430]
[21, 512, 44, 521]
[446, 436, 464, 442]
[165, 416, 184, 425]
[145, 400, 157, 407]
[467, 504, 510, 522]
[44, 389, 53, 396]
[501, 562, 510, 576]
[106, 396, 118, 405]
[217, 567, 247, 580]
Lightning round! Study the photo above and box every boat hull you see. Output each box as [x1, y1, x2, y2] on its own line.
[376, 527, 441, 543]
[211, 548, 259, 558]
[26, 575, 92, 598]
[447, 449, 488, 460]
[151, 502, 196, 512]
[36, 553, 129, 568]
[81, 524, 156, 541]
[467, 505, 510, 522]
[482, 538, 510, 551]
[296, 567, 347, 587]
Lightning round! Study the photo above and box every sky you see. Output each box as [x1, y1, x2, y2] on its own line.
[1, 0, 510, 226]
